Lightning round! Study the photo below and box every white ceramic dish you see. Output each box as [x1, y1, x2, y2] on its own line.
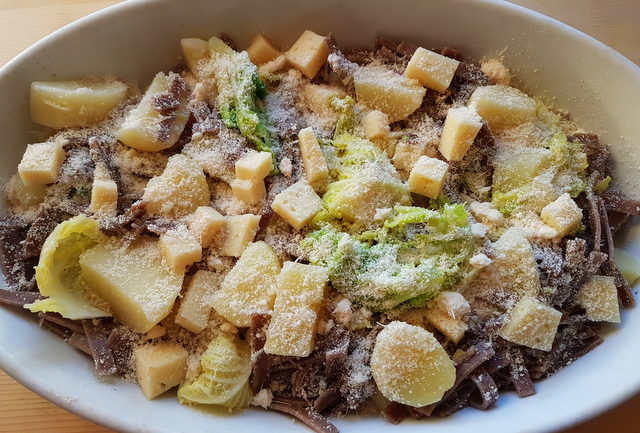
[0, 1, 638, 432]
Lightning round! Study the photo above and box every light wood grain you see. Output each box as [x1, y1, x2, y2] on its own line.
[0, 1, 638, 432]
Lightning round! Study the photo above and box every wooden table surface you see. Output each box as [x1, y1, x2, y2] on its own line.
[0, 1, 639, 432]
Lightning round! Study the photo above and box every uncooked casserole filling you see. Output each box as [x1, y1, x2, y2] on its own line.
[1, 31, 639, 432]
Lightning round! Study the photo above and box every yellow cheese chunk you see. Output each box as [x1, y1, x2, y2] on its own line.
[246, 34, 281, 65]
[5, 173, 46, 209]
[134, 343, 188, 399]
[298, 127, 329, 187]
[424, 292, 470, 344]
[271, 180, 324, 230]
[116, 72, 189, 152]
[90, 163, 118, 216]
[492, 228, 541, 298]
[235, 151, 273, 180]
[18, 141, 65, 186]
[354, 65, 426, 122]
[216, 214, 261, 257]
[189, 206, 225, 248]
[576, 275, 621, 323]
[498, 296, 561, 351]
[363, 110, 390, 141]
[230, 178, 266, 205]
[407, 156, 449, 199]
[467, 85, 535, 130]
[211, 241, 281, 327]
[264, 262, 328, 357]
[540, 193, 583, 237]
[438, 106, 483, 161]
[275, 262, 328, 310]
[142, 154, 210, 218]
[31, 80, 128, 129]
[370, 321, 456, 407]
[175, 270, 218, 333]
[264, 305, 318, 357]
[404, 47, 459, 93]
[285, 30, 329, 79]
[181, 38, 209, 76]
[159, 226, 202, 272]
[79, 237, 184, 333]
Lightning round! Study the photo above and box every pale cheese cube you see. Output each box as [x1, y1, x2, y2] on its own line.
[271, 180, 324, 230]
[18, 141, 65, 186]
[246, 34, 281, 65]
[467, 85, 535, 130]
[216, 214, 261, 257]
[404, 47, 459, 93]
[134, 343, 188, 399]
[492, 228, 541, 298]
[230, 178, 266, 205]
[354, 65, 426, 122]
[264, 305, 318, 357]
[408, 156, 449, 199]
[211, 241, 281, 327]
[79, 237, 184, 333]
[175, 270, 218, 333]
[181, 38, 209, 76]
[31, 80, 128, 129]
[189, 206, 225, 248]
[298, 127, 329, 187]
[576, 275, 620, 323]
[116, 72, 189, 152]
[159, 226, 202, 272]
[142, 154, 210, 218]
[285, 30, 330, 79]
[90, 163, 118, 216]
[438, 107, 483, 161]
[498, 296, 561, 351]
[275, 262, 328, 309]
[540, 193, 583, 237]
[235, 151, 273, 180]
[424, 292, 470, 344]
[363, 110, 390, 141]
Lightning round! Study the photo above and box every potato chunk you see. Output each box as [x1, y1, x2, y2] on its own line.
[188, 206, 225, 248]
[370, 321, 455, 407]
[438, 107, 483, 161]
[89, 163, 118, 216]
[492, 228, 541, 298]
[404, 47, 459, 93]
[116, 72, 189, 152]
[408, 156, 449, 199]
[181, 38, 209, 76]
[216, 214, 261, 257]
[246, 34, 281, 66]
[498, 296, 561, 351]
[159, 226, 202, 272]
[18, 141, 65, 186]
[576, 276, 620, 323]
[134, 343, 188, 399]
[298, 127, 329, 188]
[31, 80, 128, 129]
[142, 154, 210, 218]
[285, 30, 330, 79]
[354, 65, 426, 122]
[271, 180, 324, 230]
[540, 193, 583, 237]
[235, 151, 272, 180]
[467, 85, 535, 130]
[211, 241, 281, 327]
[175, 270, 218, 333]
[264, 262, 328, 357]
[79, 237, 184, 333]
